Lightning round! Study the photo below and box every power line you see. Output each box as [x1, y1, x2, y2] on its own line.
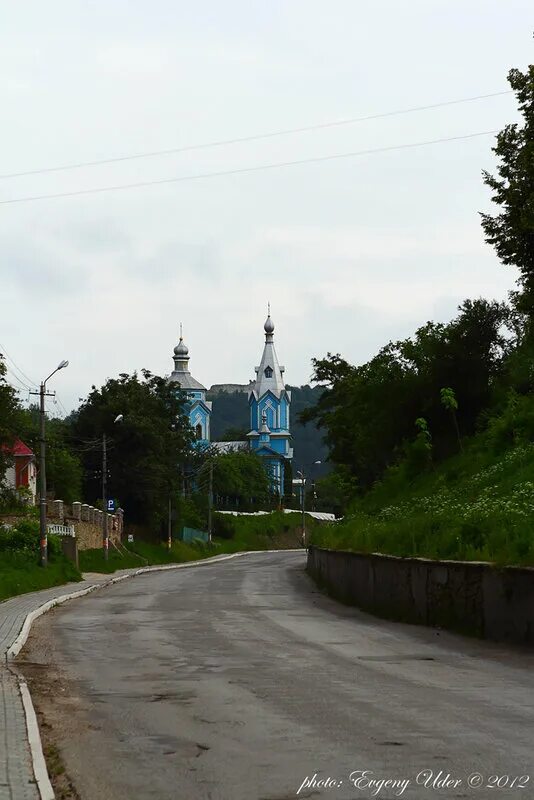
[0, 90, 510, 181]
[0, 342, 37, 387]
[0, 129, 498, 207]
[5, 368, 32, 392]
[55, 394, 69, 417]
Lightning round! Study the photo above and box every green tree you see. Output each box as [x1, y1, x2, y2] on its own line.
[440, 388, 462, 451]
[481, 63, 534, 315]
[19, 406, 83, 504]
[211, 450, 270, 510]
[72, 371, 193, 529]
[219, 426, 248, 441]
[0, 355, 23, 503]
[315, 467, 357, 517]
[302, 299, 509, 487]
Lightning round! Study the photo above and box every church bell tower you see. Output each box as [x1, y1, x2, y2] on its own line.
[247, 309, 293, 495]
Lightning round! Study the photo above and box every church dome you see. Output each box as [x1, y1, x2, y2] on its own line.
[174, 337, 189, 357]
[264, 314, 275, 335]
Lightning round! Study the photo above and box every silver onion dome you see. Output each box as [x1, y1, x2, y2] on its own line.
[174, 336, 189, 357]
[264, 314, 275, 335]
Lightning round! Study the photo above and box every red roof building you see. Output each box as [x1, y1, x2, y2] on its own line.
[2, 439, 37, 504]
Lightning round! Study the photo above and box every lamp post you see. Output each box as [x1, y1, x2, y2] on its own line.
[296, 460, 321, 548]
[103, 414, 123, 560]
[35, 359, 69, 568]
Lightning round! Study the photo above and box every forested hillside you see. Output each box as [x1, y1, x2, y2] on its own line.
[308, 62, 534, 565]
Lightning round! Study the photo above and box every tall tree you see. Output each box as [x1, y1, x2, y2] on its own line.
[72, 370, 193, 528]
[19, 406, 82, 504]
[481, 62, 534, 315]
[302, 300, 509, 487]
[0, 355, 22, 500]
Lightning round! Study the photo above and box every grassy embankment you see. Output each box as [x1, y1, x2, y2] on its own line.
[1, 512, 308, 602]
[0, 521, 82, 603]
[311, 435, 534, 567]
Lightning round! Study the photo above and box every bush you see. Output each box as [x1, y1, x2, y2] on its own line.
[212, 513, 235, 539]
[0, 519, 39, 555]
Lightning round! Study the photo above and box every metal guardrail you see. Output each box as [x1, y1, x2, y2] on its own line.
[47, 524, 75, 537]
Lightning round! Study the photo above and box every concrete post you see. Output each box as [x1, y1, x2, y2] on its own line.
[72, 501, 82, 520]
[81, 504, 90, 522]
[52, 499, 64, 519]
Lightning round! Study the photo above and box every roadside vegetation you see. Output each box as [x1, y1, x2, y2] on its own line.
[308, 62, 534, 567]
[0, 520, 81, 602]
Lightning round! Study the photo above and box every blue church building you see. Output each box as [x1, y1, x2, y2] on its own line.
[247, 311, 293, 495]
[168, 329, 212, 446]
[168, 311, 292, 495]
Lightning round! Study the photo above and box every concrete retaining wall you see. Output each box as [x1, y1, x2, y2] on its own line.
[307, 546, 534, 645]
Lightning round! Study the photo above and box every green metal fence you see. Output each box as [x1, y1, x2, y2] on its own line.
[180, 526, 209, 544]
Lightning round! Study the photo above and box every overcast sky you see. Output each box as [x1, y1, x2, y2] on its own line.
[1, 2, 532, 412]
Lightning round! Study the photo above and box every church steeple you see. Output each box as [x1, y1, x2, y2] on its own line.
[253, 307, 286, 398]
[168, 326, 212, 443]
[247, 307, 293, 496]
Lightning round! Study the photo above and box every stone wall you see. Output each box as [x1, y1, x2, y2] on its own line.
[307, 546, 534, 646]
[46, 500, 124, 551]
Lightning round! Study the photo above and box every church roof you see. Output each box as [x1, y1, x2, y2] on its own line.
[250, 311, 285, 399]
[169, 332, 207, 392]
[169, 371, 207, 392]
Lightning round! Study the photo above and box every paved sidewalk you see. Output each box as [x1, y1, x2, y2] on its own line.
[0, 570, 139, 800]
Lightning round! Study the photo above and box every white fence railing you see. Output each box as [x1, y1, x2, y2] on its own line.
[47, 524, 75, 537]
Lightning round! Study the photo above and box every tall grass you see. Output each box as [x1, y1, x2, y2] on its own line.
[311, 442, 534, 567]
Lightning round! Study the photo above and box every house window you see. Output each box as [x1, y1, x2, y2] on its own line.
[196, 424, 203, 439]
[264, 366, 273, 378]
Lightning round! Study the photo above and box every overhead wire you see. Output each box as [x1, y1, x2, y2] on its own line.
[0, 342, 38, 388]
[4, 367, 32, 392]
[0, 129, 498, 206]
[0, 90, 511, 181]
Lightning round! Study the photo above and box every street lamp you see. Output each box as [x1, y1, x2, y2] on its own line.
[103, 414, 123, 560]
[36, 359, 69, 567]
[297, 460, 321, 548]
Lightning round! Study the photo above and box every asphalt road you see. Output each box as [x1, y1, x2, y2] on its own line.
[23, 552, 534, 800]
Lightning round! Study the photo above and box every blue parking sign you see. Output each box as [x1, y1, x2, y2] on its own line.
[107, 499, 116, 512]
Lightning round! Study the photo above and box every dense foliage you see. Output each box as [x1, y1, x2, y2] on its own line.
[211, 450, 271, 509]
[0, 520, 81, 601]
[307, 60, 534, 565]
[17, 407, 83, 504]
[481, 64, 534, 315]
[0, 355, 23, 502]
[302, 298, 511, 489]
[72, 370, 193, 527]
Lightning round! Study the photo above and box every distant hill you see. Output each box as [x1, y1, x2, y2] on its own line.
[207, 384, 329, 476]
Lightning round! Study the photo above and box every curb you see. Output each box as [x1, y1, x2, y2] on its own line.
[7, 548, 303, 800]
[19, 679, 55, 800]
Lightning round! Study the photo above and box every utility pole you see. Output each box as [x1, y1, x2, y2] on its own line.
[208, 461, 213, 543]
[103, 414, 123, 560]
[300, 470, 306, 547]
[39, 383, 50, 567]
[168, 494, 172, 551]
[102, 433, 108, 560]
[31, 360, 69, 568]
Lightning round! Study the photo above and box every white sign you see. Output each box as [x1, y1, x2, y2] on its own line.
[127, 534, 134, 543]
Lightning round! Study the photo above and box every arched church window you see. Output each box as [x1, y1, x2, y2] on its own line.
[264, 366, 273, 378]
[196, 424, 203, 440]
